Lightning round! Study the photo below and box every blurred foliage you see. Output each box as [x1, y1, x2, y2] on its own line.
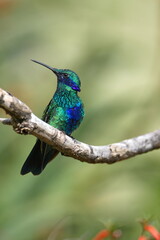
[0, 0, 160, 239]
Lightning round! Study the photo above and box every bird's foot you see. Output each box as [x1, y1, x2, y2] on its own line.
[70, 135, 75, 140]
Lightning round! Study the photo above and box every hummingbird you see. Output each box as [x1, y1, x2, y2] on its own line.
[21, 60, 84, 175]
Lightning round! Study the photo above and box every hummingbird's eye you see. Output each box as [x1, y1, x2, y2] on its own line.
[63, 73, 69, 77]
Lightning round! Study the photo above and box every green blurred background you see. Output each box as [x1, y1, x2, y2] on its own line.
[0, 0, 160, 239]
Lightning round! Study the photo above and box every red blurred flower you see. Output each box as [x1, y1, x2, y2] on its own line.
[92, 229, 110, 240]
[143, 224, 160, 240]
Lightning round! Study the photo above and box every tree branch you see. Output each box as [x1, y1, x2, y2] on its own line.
[0, 87, 160, 164]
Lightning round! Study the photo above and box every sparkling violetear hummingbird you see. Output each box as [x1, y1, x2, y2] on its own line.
[21, 60, 84, 175]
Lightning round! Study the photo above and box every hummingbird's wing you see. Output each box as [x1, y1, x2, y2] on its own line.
[42, 99, 67, 131]
[39, 101, 63, 174]
[21, 100, 60, 175]
[42, 98, 55, 122]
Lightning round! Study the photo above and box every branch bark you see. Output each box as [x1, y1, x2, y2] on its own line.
[1, 87, 160, 164]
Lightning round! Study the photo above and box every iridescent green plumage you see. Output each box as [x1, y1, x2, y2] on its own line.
[21, 60, 84, 175]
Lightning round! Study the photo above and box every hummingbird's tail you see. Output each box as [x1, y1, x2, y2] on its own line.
[21, 139, 59, 175]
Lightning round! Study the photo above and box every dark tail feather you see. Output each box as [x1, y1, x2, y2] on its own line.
[21, 139, 59, 175]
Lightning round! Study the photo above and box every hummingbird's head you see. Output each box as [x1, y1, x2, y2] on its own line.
[31, 60, 81, 92]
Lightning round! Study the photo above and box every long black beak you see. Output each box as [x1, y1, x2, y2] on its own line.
[31, 59, 58, 74]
